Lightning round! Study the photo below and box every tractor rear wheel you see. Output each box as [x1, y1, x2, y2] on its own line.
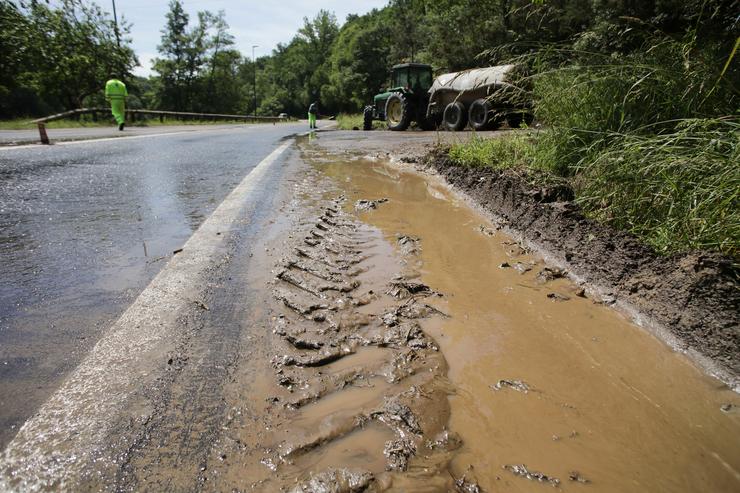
[385, 93, 412, 131]
[443, 102, 467, 131]
[363, 106, 374, 131]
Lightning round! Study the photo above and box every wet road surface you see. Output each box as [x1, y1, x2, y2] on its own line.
[0, 122, 319, 447]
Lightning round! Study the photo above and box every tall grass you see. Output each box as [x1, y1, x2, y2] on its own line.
[574, 119, 739, 255]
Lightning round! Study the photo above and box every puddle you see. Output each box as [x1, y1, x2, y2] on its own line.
[314, 151, 740, 492]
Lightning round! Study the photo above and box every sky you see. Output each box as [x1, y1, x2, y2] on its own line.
[112, 0, 390, 77]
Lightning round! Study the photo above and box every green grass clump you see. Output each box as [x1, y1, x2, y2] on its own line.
[448, 134, 535, 169]
[335, 113, 386, 130]
[575, 119, 739, 255]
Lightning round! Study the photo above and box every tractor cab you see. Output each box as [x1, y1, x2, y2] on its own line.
[390, 63, 433, 94]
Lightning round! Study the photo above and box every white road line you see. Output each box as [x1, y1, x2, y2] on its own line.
[0, 140, 292, 491]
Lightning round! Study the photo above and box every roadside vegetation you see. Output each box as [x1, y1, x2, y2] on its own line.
[449, 26, 738, 257]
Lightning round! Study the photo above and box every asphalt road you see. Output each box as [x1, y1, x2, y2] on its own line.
[0, 122, 320, 448]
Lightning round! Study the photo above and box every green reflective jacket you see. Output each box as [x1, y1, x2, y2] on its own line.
[105, 79, 128, 100]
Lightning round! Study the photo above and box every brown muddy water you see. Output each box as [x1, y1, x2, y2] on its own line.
[309, 144, 740, 492]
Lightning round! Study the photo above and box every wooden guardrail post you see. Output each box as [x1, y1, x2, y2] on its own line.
[37, 123, 50, 145]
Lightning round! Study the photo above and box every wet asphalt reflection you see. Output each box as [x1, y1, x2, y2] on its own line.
[0, 123, 307, 447]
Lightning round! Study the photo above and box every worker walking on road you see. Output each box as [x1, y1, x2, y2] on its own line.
[308, 101, 318, 129]
[105, 77, 128, 131]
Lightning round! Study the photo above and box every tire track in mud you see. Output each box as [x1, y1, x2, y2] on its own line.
[202, 163, 474, 492]
[267, 195, 457, 491]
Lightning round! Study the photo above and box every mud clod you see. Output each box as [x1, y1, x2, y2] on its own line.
[568, 471, 591, 483]
[455, 476, 482, 493]
[355, 198, 388, 211]
[397, 235, 421, 255]
[274, 289, 329, 315]
[386, 280, 435, 299]
[547, 292, 571, 302]
[383, 437, 417, 471]
[504, 464, 560, 486]
[512, 262, 533, 274]
[372, 398, 423, 435]
[427, 429, 463, 451]
[536, 267, 568, 283]
[493, 379, 531, 393]
[278, 346, 354, 368]
[288, 468, 374, 493]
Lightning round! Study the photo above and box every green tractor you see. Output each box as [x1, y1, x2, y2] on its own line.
[363, 63, 438, 131]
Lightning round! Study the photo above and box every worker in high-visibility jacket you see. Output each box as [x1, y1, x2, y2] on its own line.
[105, 78, 128, 131]
[308, 101, 318, 129]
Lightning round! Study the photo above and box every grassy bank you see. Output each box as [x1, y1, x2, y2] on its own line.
[448, 39, 739, 258]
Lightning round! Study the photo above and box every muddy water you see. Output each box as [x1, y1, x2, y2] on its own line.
[317, 153, 740, 492]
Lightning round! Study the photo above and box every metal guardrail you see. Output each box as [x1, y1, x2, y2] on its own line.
[31, 107, 287, 144]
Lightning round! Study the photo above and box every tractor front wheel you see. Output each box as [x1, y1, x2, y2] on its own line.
[385, 93, 412, 131]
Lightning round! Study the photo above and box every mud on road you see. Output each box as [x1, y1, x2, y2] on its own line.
[221, 186, 461, 490]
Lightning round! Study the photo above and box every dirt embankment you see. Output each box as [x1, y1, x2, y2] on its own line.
[418, 149, 739, 383]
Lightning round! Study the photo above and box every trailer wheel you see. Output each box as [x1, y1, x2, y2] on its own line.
[385, 93, 412, 131]
[469, 99, 492, 131]
[443, 102, 467, 131]
[363, 106, 374, 131]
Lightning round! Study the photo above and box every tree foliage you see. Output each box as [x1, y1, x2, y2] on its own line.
[1, 0, 136, 117]
[3, 0, 737, 118]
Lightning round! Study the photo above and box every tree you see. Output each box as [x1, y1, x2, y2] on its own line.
[153, 0, 191, 110]
[322, 9, 393, 112]
[0, 0, 136, 117]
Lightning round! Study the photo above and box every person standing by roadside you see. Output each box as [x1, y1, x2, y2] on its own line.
[105, 77, 128, 131]
[308, 101, 318, 129]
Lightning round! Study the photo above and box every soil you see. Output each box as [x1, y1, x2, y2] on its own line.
[413, 149, 739, 385]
